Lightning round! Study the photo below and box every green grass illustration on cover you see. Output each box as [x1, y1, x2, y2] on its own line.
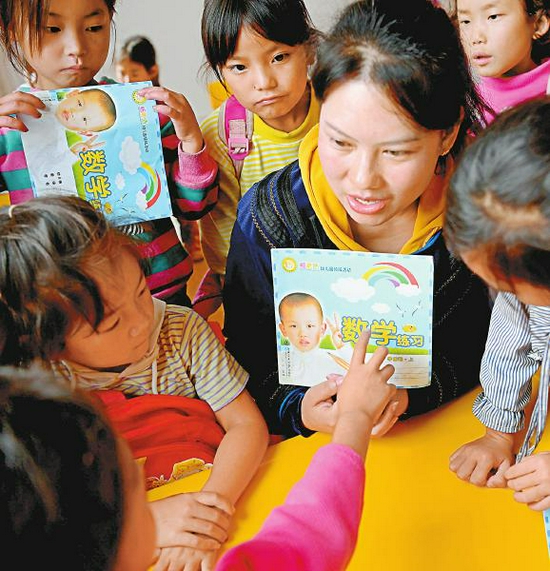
[20, 81, 171, 225]
[271, 249, 434, 389]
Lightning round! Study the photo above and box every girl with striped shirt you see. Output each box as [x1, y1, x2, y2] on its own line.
[447, 98, 550, 511]
[0, 0, 218, 307]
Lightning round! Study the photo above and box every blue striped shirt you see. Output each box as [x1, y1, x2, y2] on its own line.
[473, 292, 550, 433]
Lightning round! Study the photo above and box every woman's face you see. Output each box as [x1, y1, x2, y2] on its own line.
[318, 80, 458, 249]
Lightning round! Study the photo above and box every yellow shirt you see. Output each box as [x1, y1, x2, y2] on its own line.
[199, 92, 320, 274]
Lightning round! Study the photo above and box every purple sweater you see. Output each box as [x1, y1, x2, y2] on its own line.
[216, 443, 365, 571]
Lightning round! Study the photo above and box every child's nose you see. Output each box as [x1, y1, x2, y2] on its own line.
[253, 68, 276, 91]
[64, 29, 86, 57]
[471, 23, 486, 44]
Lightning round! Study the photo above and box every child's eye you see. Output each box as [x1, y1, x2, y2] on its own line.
[384, 149, 411, 158]
[458, 19, 470, 26]
[228, 64, 246, 74]
[86, 25, 104, 32]
[272, 53, 289, 63]
[45, 26, 61, 33]
[100, 319, 120, 334]
[488, 13, 502, 21]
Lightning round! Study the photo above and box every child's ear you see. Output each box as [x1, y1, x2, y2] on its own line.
[440, 108, 464, 157]
[278, 322, 286, 337]
[148, 64, 159, 81]
[533, 11, 550, 41]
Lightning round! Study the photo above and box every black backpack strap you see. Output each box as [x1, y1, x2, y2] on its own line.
[251, 161, 326, 249]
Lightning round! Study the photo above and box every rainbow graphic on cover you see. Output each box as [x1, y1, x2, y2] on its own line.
[20, 81, 172, 226]
[272, 249, 434, 389]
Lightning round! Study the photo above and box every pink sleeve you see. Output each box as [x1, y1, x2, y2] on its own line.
[216, 443, 365, 571]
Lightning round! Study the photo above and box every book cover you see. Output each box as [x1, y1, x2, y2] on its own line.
[20, 81, 172, 225]
[271, 248, 434, 389]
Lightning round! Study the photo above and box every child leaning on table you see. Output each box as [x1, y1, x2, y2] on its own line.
[0, 195, 268, 571]
[0, 329, 395, 571]
[446, 98, 550, 511]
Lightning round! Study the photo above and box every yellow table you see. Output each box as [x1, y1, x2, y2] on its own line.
[148, 388, 549, 570]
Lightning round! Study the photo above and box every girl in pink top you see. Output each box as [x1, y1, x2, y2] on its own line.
[456, 0, 550, 123]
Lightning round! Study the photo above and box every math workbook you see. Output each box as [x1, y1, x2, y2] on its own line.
[271, 249, 434, 389]
[20, 81, 172, 225]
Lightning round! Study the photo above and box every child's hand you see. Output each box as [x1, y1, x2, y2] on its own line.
[150, 491, 234, 550]
[138, 86, 204, 154]
[0, 91, 45, 132]
[153, 546, 218, 571]
[326, 312, 344, 349]
[505, 452, 550, 511]
[449, 429, 515, 487]
[371, 388, 408, 437]
[336, 329, 396, 426]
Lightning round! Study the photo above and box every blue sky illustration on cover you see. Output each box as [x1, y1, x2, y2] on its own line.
[272, 248, 434, 389]
[21, 81, 171, 226]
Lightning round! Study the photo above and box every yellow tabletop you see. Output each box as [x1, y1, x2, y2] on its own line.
[148, 388, 549, 570]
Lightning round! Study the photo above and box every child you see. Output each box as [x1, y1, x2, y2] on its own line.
[456, 0, 550, 124]
[223, 0, 492, 438]
[0, 0, 218, 307]
[0, 195, 269, 570]
[446, 98, 550, 511]
[193, 0, 320, 318]
[116, 35, 160, 85]
[2, 330, 396, 571]
[0, 365, 157, 571]
[54, 88, 116, 133]
[278, 292, 350, 387]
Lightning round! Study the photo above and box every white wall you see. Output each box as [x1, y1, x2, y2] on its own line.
[0, 0, 353, 120]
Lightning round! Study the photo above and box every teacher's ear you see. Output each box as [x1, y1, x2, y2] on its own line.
[439, 108, 464, 158]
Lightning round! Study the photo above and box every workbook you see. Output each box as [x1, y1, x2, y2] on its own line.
[20, 81, 172, 225]
[271, 248, 434, 389]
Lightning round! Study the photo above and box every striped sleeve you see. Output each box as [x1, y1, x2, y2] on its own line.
[179, 308, 249, 411]
[158, 112, 219, 222]
[473, 292, 549, 432]
[0, 128, 34, 206]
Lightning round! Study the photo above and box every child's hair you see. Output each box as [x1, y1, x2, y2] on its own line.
[201, 0, 318, 85]
[0, 196, 141, 364]
[445, 97, 550, 288]
[118, 35, 159, 85]
[312, 0, 485, 163]
[0, 0, 117, 75]
[279, 292, 323, 320]
[0, 365, 123, 570]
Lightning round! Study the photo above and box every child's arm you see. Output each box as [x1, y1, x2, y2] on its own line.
[449, 428, 515, 487]
[202, 389, 269, 503]
[506, 452, 550, 511]
[0, 91, 45, 132]
[138, 86, 219, 222]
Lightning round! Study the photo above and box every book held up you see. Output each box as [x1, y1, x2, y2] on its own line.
[271, 248, 434, 389]
[20, 81, 172, 225]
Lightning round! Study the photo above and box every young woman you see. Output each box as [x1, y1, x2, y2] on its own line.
[223, 0, 492, 437]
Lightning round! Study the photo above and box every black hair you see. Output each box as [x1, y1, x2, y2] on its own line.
[0, 196, 140, 365]
[118, 35, 159, 85]
[0, 366, 123, 570]
[446, 97, 550, 288]
[312, 0, 485, 162]
[201, 0, 317, 84]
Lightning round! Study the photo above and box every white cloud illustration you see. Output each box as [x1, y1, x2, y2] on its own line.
[119, 136, 141, 175]
[396, 284, 422, 297]
[330, 278, 376, 303]
[135, 192, 148, 211]
[115, 172, 125, 190]
[371, 302, 391, 314]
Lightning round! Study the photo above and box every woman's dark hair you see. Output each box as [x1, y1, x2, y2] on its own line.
[312, 0, 485, 161]
[201, 0, 318, 84]
[0, 0, 117, 75]
[118, 35, 159, 84]
[445, 97, 550, 288]
[0, 196, 140, 364]
[0, 366, 124, 570]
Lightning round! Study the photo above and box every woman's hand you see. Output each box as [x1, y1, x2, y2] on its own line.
[139, 86, 204, 154]
[0, 91, 45, 132]
[371, 388, 408, 437]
